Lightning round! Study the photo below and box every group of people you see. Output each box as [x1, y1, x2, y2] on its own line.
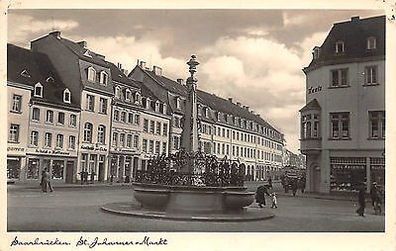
[255, 182, 278, 209]
[356, 182, 384, 217]
[79, 171, 95, 185]
[40, 170, 54, 193]
[281, 176, 306, 196]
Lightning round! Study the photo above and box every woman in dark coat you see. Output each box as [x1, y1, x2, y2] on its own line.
[356, 185, 366, 217]
[40, 170, 48, 192]
[256, 185, 270, 208]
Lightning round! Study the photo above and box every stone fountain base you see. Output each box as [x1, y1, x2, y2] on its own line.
[101, 182, 275, 222]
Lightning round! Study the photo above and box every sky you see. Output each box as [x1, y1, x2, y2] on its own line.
[7, 9, 383, 153]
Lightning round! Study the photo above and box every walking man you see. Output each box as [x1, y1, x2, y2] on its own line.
[356, 184, 366, 217]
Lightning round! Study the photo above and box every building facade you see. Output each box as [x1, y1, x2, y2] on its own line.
[300, 16, 385, 193]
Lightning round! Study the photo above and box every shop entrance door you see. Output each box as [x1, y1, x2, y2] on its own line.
[65, 161, 74, 184]
[313, 167, 320, 192]
[98, 155, 105, 182]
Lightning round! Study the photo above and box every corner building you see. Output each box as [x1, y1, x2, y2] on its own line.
[300, 16, 385, 193]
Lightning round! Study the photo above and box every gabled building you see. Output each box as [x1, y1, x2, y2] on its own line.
[7, 44, 80, 183]
[31, 31, 113, 182]
[301, 16, 385, 193]
[129, 62, 284, 181]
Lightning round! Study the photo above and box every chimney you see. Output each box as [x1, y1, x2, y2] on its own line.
[176, 78, 184, 85]
[77, 41, 87, 48]
[117, 63, 122, 69]
[122, 69, 129, 76]
[236, 102, 241, 107]
[228, 98, 233, 103]
[153, 65, 162, 76]
[139, 60, 146, 69]
[351, 16, 360, 22]
[49, 30, 61, 39]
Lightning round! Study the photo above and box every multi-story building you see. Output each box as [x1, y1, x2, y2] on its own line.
[31, 31, 113, 182]
[129, 62, 284, 181]
[300, 16, 385, 193]
[7, 44, 80, 183]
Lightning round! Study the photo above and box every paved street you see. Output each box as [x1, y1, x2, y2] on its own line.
[7, 186, 384, 232]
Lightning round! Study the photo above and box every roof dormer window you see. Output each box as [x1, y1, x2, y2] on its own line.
[125, 89, 131, 101]
[134, 92, 141, 105]
[155, 100, 160, 112]
[176, 97, 181, 109]
[162, 103, 167, 114]
[63, 88, 71, 103]
[34, 83, 43, 97]
[84, 49, 92, 58]
[99, 71, 108, 85]
[20, 69, 31, 78]
[87, 67, 96, 82]
[335, 40, 344, 54]
[313, 46, 320, 60]
[146, 98, 151, 110]
[115, 86, 121, 99]
[367, 36, 376, 50]
[46, 76, 54, 82]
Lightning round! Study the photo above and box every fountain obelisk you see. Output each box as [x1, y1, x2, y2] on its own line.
[181, 55, 200, 173]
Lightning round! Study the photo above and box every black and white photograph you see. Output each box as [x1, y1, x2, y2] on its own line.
[2, 0, 396, 250]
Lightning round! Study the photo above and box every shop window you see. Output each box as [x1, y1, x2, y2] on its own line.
[370, 157, 385, 187]
[30, 131, 39, 146]
[44, 132, 52, 147]
[367, 36, 376, 50]
[330, 68, 348, 87]
[99, 98, 107, 114]
[69, 114, 77, 127]
[81, 153, 88, 172]
[330, 157, 366, 192]
[83, 122, 93, 143]
[8, 124, 20, 143]
[7, 159, 20, 179]
[364, 65, 378, 85]
[97, 125, 106, 144]
[27, 158, 40, 179]
[89, 155, 96, 173]
[11, 94, 22, 113]
[330, 112, 350, 139]
[32, 108, 40, 121]
[369, 111, 385, 139]
[52, 160, 64, 180]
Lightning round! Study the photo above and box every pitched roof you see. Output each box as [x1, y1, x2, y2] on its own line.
[7, 43, 79, 109]
[107, 61, 140, 89]
[299, 99, 321, 112]
[304, 15, 385, 73]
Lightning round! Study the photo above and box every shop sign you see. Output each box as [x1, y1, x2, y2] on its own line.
[35, 149, 70, 156]
[7, 146, 25, 152]
[81, 144, 108, 152]
[307, 85, 322, 94]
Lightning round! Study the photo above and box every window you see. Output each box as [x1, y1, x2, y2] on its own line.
[156, 122, 161, 135]
[56, 134, 64, 148]
[115, 86, 121, 99]
[120, 133, 125, 147]
[331, 69, 348, 87]
[162, 142, 167, 154]
[150, 121, 155, 134]
[68, 135, 76, 149]
[367, 37, 376, 50]
[128, 113, 134, 124]
[58, 112, 65, 125]
[142, 139, 148, 153]
[365, 66, 378, 85]
[113, 110, 119, 121]
[163, 123, 168, 136]
[112, 132, 118, 147]
[87, 67, 96, 82]
[34, 83, 43, 97]
[30, 131, 39, 146]
[301, 113, 320, 139]
[99, 98, 107, 114]
[97, 125, 106, 144]
[46, 110, 54, 123]
[133, 135, 139, 148]
[32, 108, 40, 121]
[369, 111, 385, 139]
[99, 71, 108, 85]
[335, 40, 344, 53]
[155, 101, 160, 112]
[126, 134, 132, 148]
[63, 89, 71, 103]
[86, 94, 95, 111]
[9, 124, 19, 143]
[149, 140, 154, 153]
[154, 141, 160, 154]
[176, 97, 181, 109]
[134, 114, 140, 125]
[143, 119, 149, 132]
[44, 133, 52, 147]
[11, 94, 22, 113]
[120, 111, 127, 123]
[125, 89, 131, 101]
[69, 114, 77, 127]
[330, 112, 350, 139]
[173, 136, 180, 150]
[83, 122, 93, 142]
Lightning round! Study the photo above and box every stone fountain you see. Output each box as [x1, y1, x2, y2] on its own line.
[102, 55, 274, 221]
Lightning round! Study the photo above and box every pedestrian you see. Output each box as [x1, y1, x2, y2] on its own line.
[84, 171, 88, 184]
[291, 179, 298, 196]
[90, 171, 95, 184]
[40, 170, 48, 192]
[46, 170, 54, 192]
[255, 184, 270, 208]
[270, 192, 278, 208]
[79, 171, 84, 185]
[356, 184, 366, 217]
[370, 182, 381, 215]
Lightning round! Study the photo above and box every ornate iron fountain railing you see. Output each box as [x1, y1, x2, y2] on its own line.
[135, 150, 245, 187]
